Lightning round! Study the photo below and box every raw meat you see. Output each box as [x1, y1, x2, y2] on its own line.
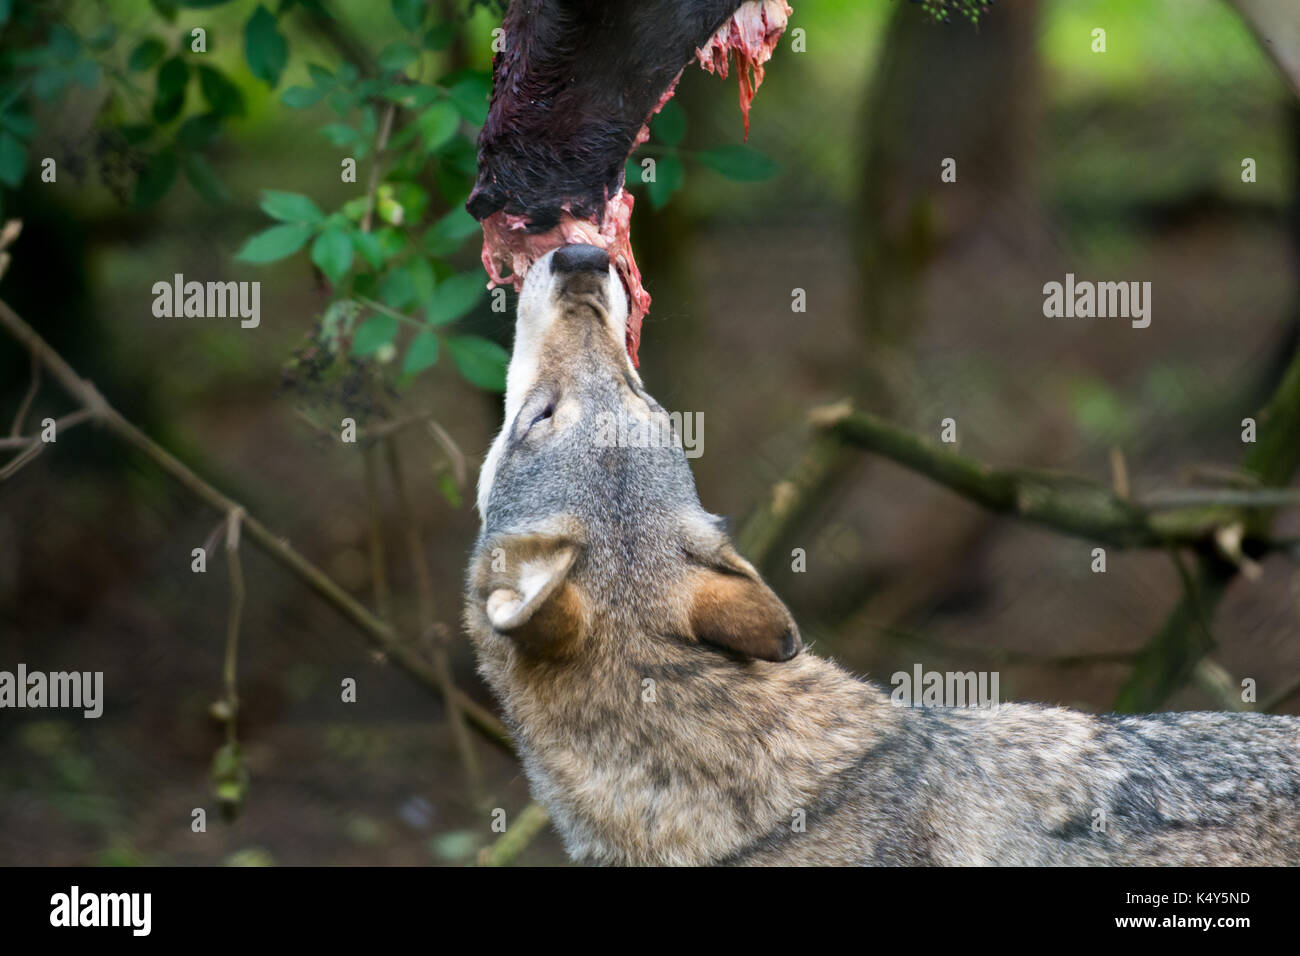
[472, 0, 792, 365]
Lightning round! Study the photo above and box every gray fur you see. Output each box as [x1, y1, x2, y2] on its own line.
[464, 250, 1300, 866]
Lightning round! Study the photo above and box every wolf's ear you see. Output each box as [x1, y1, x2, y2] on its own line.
[479, 531, 586, 650]
[684, 537, 801, 663]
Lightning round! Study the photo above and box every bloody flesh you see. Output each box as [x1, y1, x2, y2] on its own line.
[471, 0, 792, 365]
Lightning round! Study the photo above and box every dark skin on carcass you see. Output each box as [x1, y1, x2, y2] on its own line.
[467, 0, 744, 229]
[467, 0, 792, 364]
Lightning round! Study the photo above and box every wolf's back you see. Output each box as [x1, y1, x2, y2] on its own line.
[725, 703, 1300, 866]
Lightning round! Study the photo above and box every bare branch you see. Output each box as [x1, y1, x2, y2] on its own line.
[0, 295, 514, 755]
[222, 508, 247, 745]
[0, 439, 46, 481]
[10, 352, 39, 438]
[386, 436, 483, 798]
[479, 802, 551, 867]
[1117, 341, 1300, 711]
[737, 428, 855, 568]
[1192, 658, 1251, 712]
[814, 402, 1292, 552]
[361, 103, 397, 234]
[1144, 488, 1300, 510]
[363, 444, 393, 623]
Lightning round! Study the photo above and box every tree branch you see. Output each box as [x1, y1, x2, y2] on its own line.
[736, 427, 856, 569]
[9, 352, 39, 438]
[1116, 338, 1300, 711]
[385, 436, 483, 800]
[222, 508, 246, 745]
[0, 295, 514, 755]
[813, 402, 1292, 552]
[479, 801, 550, 867]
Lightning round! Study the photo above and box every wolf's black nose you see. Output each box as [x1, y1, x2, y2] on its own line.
[551, 244, 609, 275]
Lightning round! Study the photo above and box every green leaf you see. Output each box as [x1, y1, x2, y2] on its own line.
[382, 83, 441, 108]
[378, 43, 418, 74]
[352, 272, 380, 300]
[652, 100, 686, 147]
[183, 151, 227, 203]
[375, 227, 407, 258]
[281, 85, 323, 109]
[695, 145, 778, 182]
[647, 154, 684, 209]
[437, 471, 462, 508]
[150, 0, 179, 20]
[152, 56, 189, 124]
[408, 256, 436, 304]
[235, 222, 314, 263]
[445, 73, 490, 125]
[88, 23, 118, 51]
[260, 190, 323, 224]
[393, 182, 429, 223]
[436, 165, 473, 206]
[245, 5, 288, 87]
[118, 123, 154, 146]
[177, 113, 222, 149]
[402, 330, 440, 375]
[133, 149, 178, 208]
[0, 113, 33, 139]
[427, 273, 484, 325]
[625, 158, 640, 187]
[391, 0, 426, 31]
[128, 38, 167, 72]
[311, 228, 353, 283]
[447, 335, 507, 391]
[418, 101, 459, 153]
[319, 123, 358, 146]
[422, 22, 457, 51]
[439, 134, 478, 176]
[352, 231, 385, 269]
[341, 196, 369, 220]
[32, 67, 70, 102]
[302, 63, 332, 87]
[0, 131, 27, 188]
[198, 65, 246, 117]
[70, 58, 101, 89]
[380, 266, 416, 309]
[422, 207, 479, 256]
[156, 56, 189, 97]
[12, 48, 56, 69]
[327, 89, 355, 115]
[351, 314, 398, 356]
[49, 25, 80, 58]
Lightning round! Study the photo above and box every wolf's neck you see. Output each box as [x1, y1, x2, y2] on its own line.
[514, 645, 895, 865]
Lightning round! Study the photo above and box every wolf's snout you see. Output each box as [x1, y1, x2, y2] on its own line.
[551, 244, 610, 275]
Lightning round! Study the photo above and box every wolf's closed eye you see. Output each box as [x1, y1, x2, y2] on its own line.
[529, 404, 555, 429]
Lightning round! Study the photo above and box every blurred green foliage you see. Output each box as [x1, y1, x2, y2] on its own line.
[0, 0, 800, 405]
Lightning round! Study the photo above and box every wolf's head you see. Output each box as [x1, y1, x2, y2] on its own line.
[467, 244, 800, 668]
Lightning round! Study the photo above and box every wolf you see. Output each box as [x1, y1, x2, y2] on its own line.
[464, 243, 1300, 866]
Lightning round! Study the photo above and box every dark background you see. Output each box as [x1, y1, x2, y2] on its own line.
[2, 0, 1298, 865]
